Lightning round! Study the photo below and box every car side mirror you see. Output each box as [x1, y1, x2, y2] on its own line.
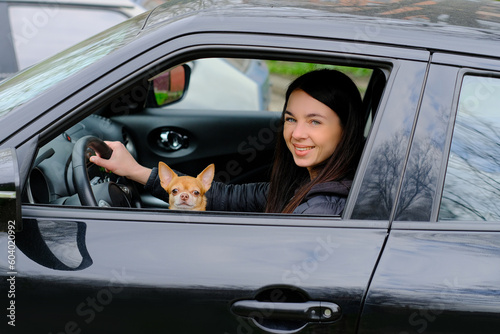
[146, 64, 191, 108]
[0, 148, 22, 232]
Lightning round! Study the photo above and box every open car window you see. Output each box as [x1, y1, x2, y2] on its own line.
[26, 57, 385, 217]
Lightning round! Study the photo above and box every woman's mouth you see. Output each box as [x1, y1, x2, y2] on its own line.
[293, 145, 315, 156]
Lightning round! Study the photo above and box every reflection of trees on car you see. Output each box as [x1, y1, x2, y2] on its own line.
[354, 131, 436, 220]
[440, 116, 500, 221]
[396, 136, 437, 220]
[359, 113, 500, 222]
[359, 131, 407, 219]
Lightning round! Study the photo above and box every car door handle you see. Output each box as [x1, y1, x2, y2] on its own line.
[159, 130, 188, 151]
[231, 300, 341, 326]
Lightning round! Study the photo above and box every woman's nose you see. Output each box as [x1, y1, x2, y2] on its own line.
[291, 121, 307, 139]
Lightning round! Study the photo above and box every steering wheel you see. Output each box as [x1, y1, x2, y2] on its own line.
[72, 136, 138, 207]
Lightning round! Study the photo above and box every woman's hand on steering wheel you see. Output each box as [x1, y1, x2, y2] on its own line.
[90, 141, 152, 185]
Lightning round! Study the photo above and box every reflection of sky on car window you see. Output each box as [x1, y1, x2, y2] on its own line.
[459, 76, 500, 120]
[440, 75, 500, 221]
[454, 76, 500, 172]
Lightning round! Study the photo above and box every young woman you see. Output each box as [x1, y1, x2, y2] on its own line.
[91, 69, 365, 215]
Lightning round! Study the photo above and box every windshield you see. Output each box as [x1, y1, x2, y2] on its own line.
[0, 12, 148, 120]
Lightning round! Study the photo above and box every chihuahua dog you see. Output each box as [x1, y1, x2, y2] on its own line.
[158, 162, 215, 211]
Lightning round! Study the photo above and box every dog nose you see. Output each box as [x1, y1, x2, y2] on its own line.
[180, 193, 189, 201]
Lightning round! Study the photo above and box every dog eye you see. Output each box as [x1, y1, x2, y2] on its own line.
[172, 189, 178, 194]
[193, 190, 200, 196]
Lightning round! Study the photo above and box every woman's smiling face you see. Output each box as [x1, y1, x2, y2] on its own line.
[283, 89, 343, 179]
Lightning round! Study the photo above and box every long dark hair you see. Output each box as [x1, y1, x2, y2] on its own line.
[265, 69, 364, 213]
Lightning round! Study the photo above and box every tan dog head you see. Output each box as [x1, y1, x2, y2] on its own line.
[158, 162, 214, 211]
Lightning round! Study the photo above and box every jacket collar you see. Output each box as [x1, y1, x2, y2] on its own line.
[303, 179, 352, 201]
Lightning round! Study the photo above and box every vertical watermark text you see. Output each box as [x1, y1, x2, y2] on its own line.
[6, 220, 17, 327]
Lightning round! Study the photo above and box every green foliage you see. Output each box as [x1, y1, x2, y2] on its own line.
[266, 60, 371, 78]
[155, 90, 183, 106]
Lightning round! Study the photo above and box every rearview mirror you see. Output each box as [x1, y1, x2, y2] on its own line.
[0, 148, 22, 232]
[147, 64, 191, 107]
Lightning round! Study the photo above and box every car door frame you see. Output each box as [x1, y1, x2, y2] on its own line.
[2, 29, 430, 334]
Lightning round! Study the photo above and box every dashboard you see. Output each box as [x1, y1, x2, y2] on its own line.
[25, 114, 138, 207]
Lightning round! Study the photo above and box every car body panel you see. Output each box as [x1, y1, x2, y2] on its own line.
[3, 208, 389, 333]
[359, 228, 500, 334]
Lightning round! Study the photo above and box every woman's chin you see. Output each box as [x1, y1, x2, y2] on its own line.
[292, 156, 313, 169]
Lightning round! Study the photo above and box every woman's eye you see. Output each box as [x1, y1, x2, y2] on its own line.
[311, 120, 321, 125]
[284, 117, 296, 123]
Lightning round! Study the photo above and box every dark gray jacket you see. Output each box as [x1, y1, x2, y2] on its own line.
[145, 167, 351, 215]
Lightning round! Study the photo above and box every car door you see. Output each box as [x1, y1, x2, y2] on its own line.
[359, 55, 500, 333]
[0, 30, 428, 334]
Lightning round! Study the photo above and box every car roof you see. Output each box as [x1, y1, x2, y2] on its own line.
[143, 0, 500, 60]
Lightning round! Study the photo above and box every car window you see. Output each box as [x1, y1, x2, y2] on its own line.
[28, 57, 383, 218]
[165, 59, 373, 112]
[439, 75, 500, 221]
[9, 5, 128, 69]
[167, 58, 271, 111]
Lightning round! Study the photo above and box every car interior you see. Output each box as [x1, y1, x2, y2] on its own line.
[24, 57, 388, 212]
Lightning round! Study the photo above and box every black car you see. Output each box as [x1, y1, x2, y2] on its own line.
[1, 0, 500, 333]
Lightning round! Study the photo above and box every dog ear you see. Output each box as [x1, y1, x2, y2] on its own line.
[158, 162, 177, 189]
[197, 164, 215, 191]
